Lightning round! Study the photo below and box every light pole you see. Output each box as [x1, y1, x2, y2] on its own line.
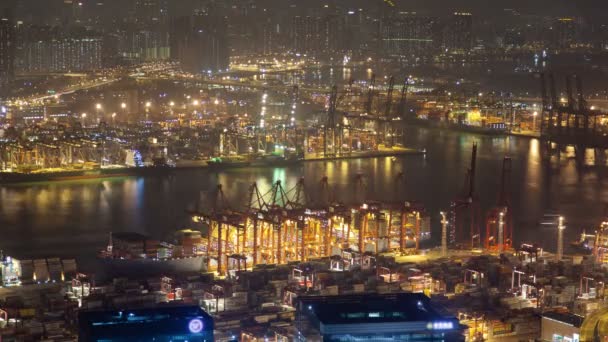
[145, 101, 151, 122]
[95, 103, 102, 124]
[81, 113, 87, 126]
[120, 102, 127, 123]
[111, 112, 116, 126]
[440, 211, 448, 257]
[557, 216, 565, 261]
[498, 211, 505, 253]
[192, 100, 200, 120]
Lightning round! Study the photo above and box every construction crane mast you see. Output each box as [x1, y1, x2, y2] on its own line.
[398, 76, 410, 120]
[290, 85, 299, 127]
[365, 73, 376, 115]
[384, 76, 395, 118]
[324, 85, 339, 157]
[451, 143, 481, 248]
[539, 72, 550, 135]
[383, 76, 395, 145]
[565, 75, 576, 132]
[548, 73, 561, 134]
[485, 157, 513, 252]
[575, 75, 589, 131]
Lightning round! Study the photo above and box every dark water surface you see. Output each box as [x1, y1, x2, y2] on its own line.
[1, 125, 606, 263]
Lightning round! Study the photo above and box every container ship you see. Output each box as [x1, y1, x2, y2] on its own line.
[206, 153, 301, 170]
[206, 156, 251, 169]
[407, 117, 507, 136]
[98, 231, 206, 278]
[0, 151, 172, 183]
[0, 165, 172, 183]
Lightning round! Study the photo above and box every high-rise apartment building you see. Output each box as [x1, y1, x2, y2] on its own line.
[381, 12, 437, 59]
[444, 12, 473, 53]
[0, 9, 15, 97]
[17, 27, 102, 73]
[170, 12, 229, 73]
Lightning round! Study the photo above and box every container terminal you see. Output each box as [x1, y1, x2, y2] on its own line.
[2, 147, 608, 341]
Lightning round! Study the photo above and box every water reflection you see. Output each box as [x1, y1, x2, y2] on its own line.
[1, 127, 608, 260]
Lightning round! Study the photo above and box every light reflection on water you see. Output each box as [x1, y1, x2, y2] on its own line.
[0, 126, 607, 261]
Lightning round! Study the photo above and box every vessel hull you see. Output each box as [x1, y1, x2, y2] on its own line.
[0, 166, 172, 184]
[98, 256, 206, 278]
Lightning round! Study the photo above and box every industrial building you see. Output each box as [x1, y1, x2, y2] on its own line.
[78, 304, 214, 341]
[294, 293, 464, 341]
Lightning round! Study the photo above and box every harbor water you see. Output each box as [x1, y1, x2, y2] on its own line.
[0, 125, 606, 265]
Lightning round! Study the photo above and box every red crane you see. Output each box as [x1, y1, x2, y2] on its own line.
[485, 156, 513, 252]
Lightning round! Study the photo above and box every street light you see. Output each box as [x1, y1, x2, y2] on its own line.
[145, 102, 151, 122]
[532, 111, 538, 132]
[95, 103, 102, 123]
[440, 211, 448, 257]
[557, 216, 565, 261]
[121, 102, 127, 109]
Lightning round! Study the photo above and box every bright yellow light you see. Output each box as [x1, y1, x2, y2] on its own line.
[146, 102, 152, 108]
[169, 101, 175, 106]
[193, 100, 200, 106]
[467, 110, 482, 122]
[96, 103, 102, 110]
[121, 102, 127, 109]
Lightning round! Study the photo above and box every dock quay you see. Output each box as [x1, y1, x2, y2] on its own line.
[3, 241, 608, 341]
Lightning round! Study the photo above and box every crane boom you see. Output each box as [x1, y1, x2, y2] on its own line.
[398, 77, 410, 119]
[365, 73, 376, 115]
[384, 76, 395, 118]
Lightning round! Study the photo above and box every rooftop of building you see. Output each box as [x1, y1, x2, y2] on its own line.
[298, 293, 456, 325]
[542, 311, 585, 328]
[79, 303, 212, 325]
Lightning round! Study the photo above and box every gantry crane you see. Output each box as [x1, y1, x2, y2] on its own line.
[451, 143, 481, 248]
[324, 85, 339, 157]
[485, 156, 513, 252]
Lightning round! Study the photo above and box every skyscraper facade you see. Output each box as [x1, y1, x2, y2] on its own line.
[444, 12, 473, 54]
[381, 12, 437, 60]
[16, 26, 102, 73]
[0, 9, 15, 97]
[291, 14, 344, 58]
[170, 10, 229, 74]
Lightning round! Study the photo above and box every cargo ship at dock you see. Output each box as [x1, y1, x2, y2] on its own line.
[0, 150, 173, 184]
[97, 231, 206, 278]
[0, 164, 172, 184]
[406, 117, 508, 136]
[206, 153, 301, 170]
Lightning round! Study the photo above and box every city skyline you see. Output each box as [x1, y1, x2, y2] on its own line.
[1, 1, 608, 341]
